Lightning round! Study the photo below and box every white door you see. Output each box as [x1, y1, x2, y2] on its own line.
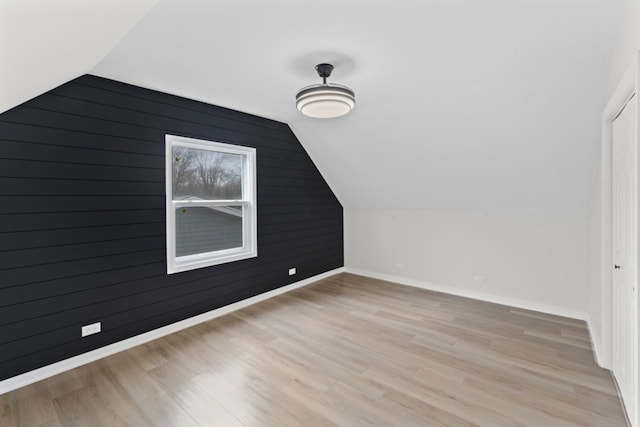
[612, 93, 638, 425]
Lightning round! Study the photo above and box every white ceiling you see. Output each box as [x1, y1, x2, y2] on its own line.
[6, 0, 627, 213]
[0, 0, 158, 114]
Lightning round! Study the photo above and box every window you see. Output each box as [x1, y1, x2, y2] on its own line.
[166, 134, 256, 274]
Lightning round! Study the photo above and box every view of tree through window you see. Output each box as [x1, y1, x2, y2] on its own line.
[172, 146, 242, 200]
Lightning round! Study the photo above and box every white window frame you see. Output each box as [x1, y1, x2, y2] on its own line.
[165, 134, 257, 274]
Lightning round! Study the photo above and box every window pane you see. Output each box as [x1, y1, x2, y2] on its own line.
[175, 206, 243, 257]
[172, 146, 243, 200]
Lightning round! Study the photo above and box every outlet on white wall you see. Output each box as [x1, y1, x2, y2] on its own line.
[81, 322, 101, 337]
[473, 275, 485, 283]
[395, 263, 404, 269]
[288, 268, 296, 276]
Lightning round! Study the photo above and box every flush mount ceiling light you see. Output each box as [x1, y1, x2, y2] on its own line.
[295, 63, 355, 119]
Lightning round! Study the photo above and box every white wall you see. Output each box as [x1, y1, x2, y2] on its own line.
[345, 209, 590, 319]
[607, 0, 640, 99]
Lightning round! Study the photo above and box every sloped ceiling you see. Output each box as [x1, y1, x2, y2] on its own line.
[0, 0, 158, 114]
[11, 0, 626, 213]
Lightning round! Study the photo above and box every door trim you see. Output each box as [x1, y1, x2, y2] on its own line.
[600, 51, 640, 427]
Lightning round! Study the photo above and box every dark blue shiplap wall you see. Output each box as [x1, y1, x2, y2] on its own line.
[0, 75, 343, 381]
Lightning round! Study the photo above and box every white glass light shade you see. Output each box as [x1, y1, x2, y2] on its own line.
[295, 84, 355, 118]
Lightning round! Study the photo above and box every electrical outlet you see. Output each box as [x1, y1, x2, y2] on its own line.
[473, 275, 485, 283]
[81, 322, 101, 337]
[395, 263, 404, 269]
[289, 268, 296, 276]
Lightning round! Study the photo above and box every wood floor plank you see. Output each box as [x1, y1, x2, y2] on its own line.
[133, 391, 200, 427]
[1, 273, 628, 426]
[53, 386, 114, 427]
[0, 392, 17, 427]
[72, 362, 153, 426]
[148, 362, 244, 427]
[102, 351, 165, 403]
[12, 382, 60, 427]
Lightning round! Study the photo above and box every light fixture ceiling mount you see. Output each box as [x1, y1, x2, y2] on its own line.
[295, 63, 355, 119]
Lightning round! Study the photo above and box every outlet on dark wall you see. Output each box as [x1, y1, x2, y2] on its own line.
[0, 75, 343, 381]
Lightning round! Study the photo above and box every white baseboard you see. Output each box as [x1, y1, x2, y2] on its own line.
[344, 267, 589, 322]
[0, 267, 345, 395]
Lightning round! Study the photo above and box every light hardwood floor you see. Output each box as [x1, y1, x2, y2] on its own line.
[0, 273, 628, 426]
